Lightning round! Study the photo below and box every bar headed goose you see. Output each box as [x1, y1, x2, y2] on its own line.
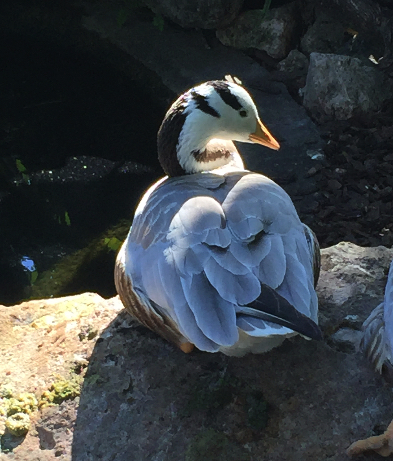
[347, 260, 393, 457]
[115, 79, 321, 356]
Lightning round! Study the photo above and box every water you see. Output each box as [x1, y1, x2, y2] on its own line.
[0, 31, 167, 305]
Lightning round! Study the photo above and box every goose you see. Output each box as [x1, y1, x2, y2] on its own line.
[347, 259, 393, 457]
[115, 79, 322, 356]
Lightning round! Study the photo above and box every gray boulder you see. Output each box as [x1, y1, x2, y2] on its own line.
[277, 49, 309, 75]
[2, 243, 393, 460]
[303, 52, 393, 121]
[300, 13, 349, 56]
[216, 3, 299, 60]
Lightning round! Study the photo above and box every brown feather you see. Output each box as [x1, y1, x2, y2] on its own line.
[114, 242, 192, 351]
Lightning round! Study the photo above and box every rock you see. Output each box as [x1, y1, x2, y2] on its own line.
[143, 0, 244, 29]
[303, 52, 393, 121]
[1, 243, 393, 460]
[216, 3, 299, 60]
[277, 49, 309, 75]
[328, 179, 342, 190]
[328, 327, 363, 353]
[300, 13, 349, 55]
[0, 293, 123, 394]
[272, 50, 309, 94]
[318, 242, 393, 332]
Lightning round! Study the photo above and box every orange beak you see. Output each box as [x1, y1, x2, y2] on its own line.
[249, 119, 280, 150]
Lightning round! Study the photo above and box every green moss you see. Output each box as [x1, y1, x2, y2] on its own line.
[0, 387, 38, 420]
[0, 390, 38, 439]
[5, 412, 30, 437]
[78, 325, 98, 341]
[29, 219, 131, 300]
[83, 373, 106, 386]
[185, 429, 249, 461]
[0, 385, 14, 399]
[6, 393, 38, 416]
[39, 375, 83, 408]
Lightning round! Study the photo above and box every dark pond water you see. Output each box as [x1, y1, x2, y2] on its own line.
[0, 31, 167, 305]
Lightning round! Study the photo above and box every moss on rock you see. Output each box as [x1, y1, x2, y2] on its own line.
[5, 412, 30, 436]
[39, 375, 83, 408]
[29, 219, 131, 300]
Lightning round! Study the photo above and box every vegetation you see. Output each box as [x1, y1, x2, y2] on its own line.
[39, 375, 83, 408]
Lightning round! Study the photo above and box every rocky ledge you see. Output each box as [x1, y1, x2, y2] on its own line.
[1, 242, 393, 461]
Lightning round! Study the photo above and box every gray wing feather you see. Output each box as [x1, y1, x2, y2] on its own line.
[384, 261, 393, 358]
[257, 234, 286, 289]
[204, 256, 260, 305]
[302, 223, 321, 287]
[361, 303, 387, 373]
[362, 260, 393, 372]
[180, 272, 238, 346]
[171, 299, 221, 352]
[229, 235, 272, 267]
[126, 172, 319, 351]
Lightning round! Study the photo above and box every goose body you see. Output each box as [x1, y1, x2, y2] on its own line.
[347, 260, 393, 457]
[361, 260, 393, 372]
[115, 79, 321, 356]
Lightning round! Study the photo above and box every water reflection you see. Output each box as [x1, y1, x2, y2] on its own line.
[21, 256, 38, 286]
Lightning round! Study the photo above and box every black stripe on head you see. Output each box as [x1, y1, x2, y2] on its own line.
[211, 81, 243, 111]
[157, 95, 188, 177]
[191, 90, 220, 118]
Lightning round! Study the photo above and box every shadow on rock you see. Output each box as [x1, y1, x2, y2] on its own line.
[72, 298, 392, 461]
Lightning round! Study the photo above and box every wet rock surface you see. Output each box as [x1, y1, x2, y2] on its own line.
[1, 243, 393, 460]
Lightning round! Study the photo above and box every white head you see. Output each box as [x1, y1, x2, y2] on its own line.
[157, 80, 280, 176]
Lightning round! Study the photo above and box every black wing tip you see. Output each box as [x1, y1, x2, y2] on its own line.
[247, 285, 323, 341]
[278, 313, 323, 341]
[305, 322, 323, 341]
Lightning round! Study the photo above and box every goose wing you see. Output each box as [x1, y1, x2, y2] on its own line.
[123, 171, 319, 352]
[221, 173, 319, 340]
[361, 260, 393, 372]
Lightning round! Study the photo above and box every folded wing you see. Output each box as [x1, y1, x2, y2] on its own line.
[124, 172, 320, 352]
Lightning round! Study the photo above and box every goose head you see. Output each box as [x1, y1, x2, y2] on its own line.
[157, 80, 280, 176]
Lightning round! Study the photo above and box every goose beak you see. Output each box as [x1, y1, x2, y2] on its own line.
[249, 119, 280, 150]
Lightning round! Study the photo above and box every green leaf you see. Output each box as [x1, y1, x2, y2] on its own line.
[64, 211, 71, 226]
[105, 237, 122, 252]
[21, 173, 30, 184]
[16, 159, 27, 173]
[30, 270, 38, 285]
[261, 0, 271, 16]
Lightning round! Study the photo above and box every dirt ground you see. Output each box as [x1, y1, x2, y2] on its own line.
[303, 106, 393, 249]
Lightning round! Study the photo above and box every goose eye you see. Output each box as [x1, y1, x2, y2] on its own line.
[239, 109, 247, 118]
